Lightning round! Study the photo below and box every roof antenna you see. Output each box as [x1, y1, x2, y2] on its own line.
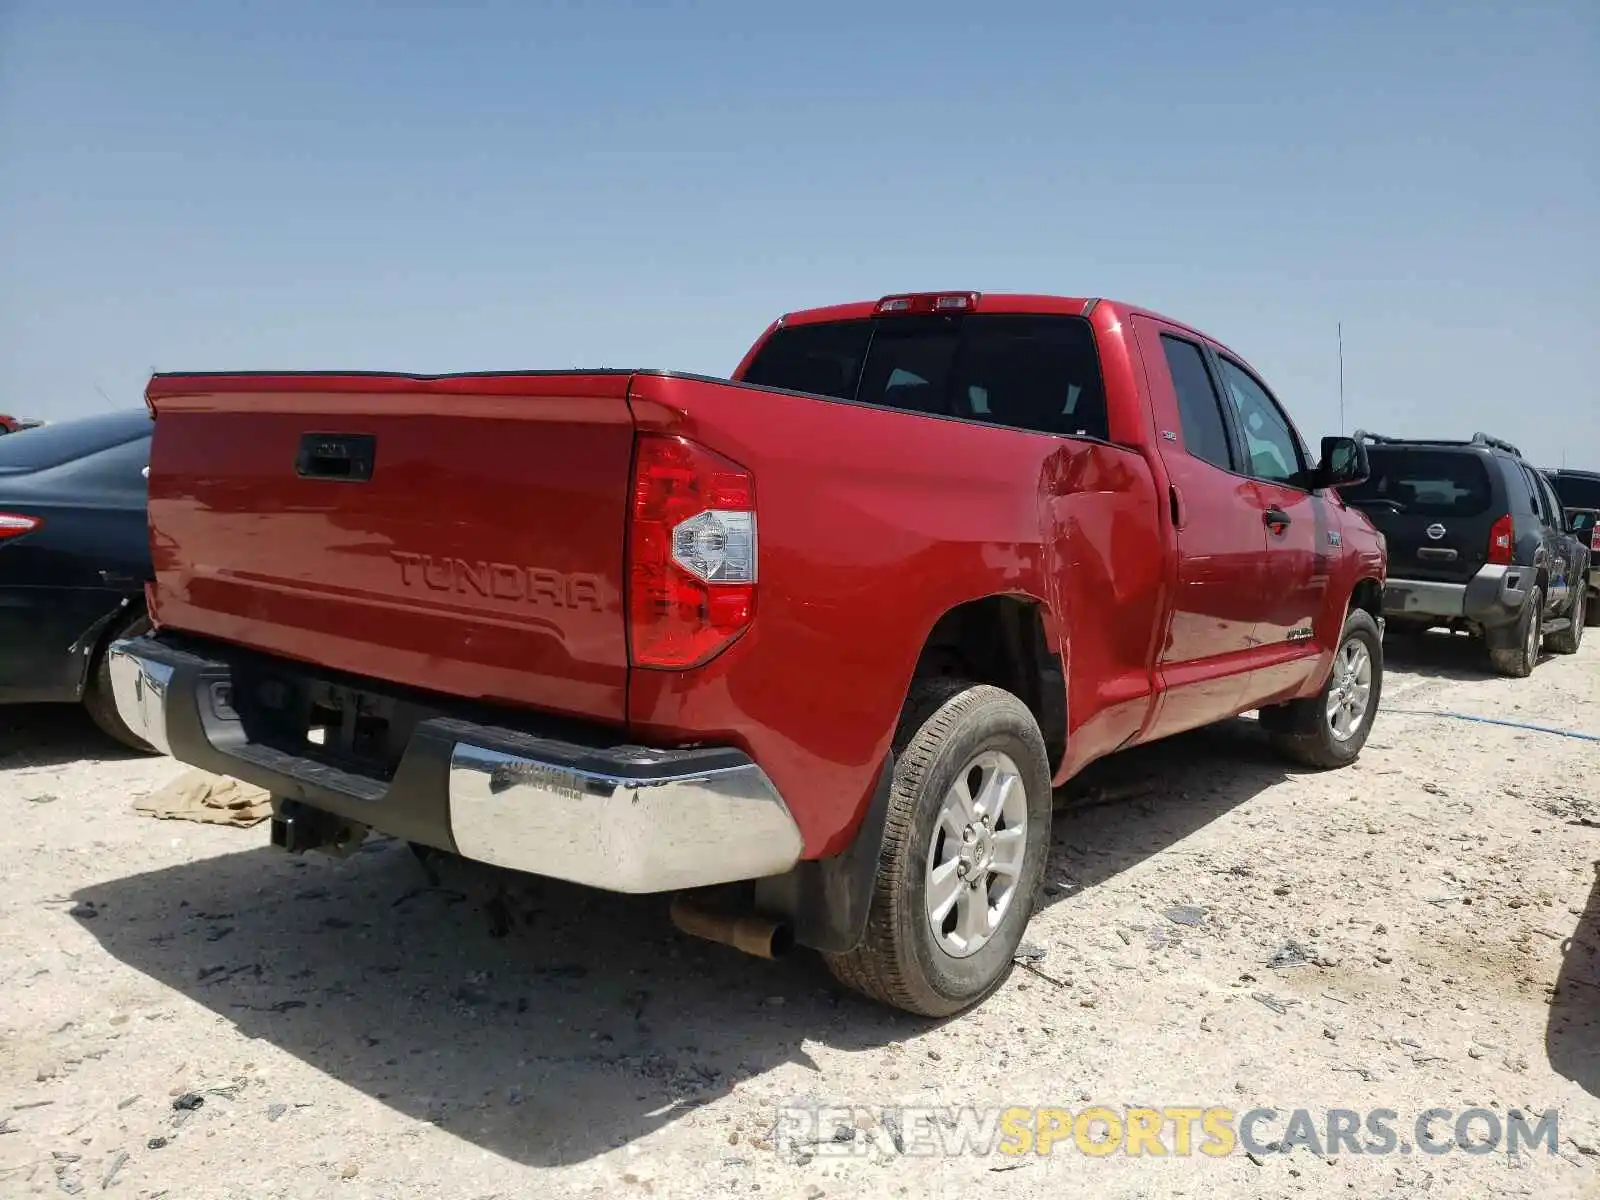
[93, 384, 117, 412]
[1337, 321, 1345, 436]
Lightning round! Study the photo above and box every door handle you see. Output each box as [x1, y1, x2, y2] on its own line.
[1263, 507, 1291, 534]
[296, 433, 376, 482]
[1168, 484, 1186, 530]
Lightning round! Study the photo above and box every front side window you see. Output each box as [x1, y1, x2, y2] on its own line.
[1215, 358, 1304, 486]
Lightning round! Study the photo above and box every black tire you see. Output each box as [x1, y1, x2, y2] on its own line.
[83, 609, 159, 753]
[823, 680, 1052, 1017]
[1586, 586, 1600, 629]
[1264, 608, 1384, 770]
[1488, 586, 1542, 678]
[1547, 587, 1585, 655]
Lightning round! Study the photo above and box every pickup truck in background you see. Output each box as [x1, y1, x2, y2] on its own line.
[110, 291, 1386, 1016]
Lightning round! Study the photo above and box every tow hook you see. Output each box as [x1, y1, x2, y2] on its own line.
[669, 894, 794, 961]
[269, 799, 369, 858]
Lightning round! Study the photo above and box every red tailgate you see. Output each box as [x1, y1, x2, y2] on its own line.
[145, 372, 636, 723]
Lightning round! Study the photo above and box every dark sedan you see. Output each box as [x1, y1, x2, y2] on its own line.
[0, 409, 156, 749]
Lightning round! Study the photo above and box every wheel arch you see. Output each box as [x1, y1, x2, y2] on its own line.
[71, 595, 146, 701]
[1348, 576, 1383, 623]
[908, 593, 1067, 776]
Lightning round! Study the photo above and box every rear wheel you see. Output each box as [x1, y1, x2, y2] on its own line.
[1263, 609, 1383, 770]
[1547, 587, 1585, 655]
[1488, 586, 1543, 678]
[824, 680, 1052, 1017]
[83, 609, 159, 753]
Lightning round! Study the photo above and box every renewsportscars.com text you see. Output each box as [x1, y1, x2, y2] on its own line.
[774, 1104, 1561, 1160]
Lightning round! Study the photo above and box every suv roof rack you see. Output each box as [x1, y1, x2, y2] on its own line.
[1352, 429, 1524, 458]
[1468, 431, 1523, 457]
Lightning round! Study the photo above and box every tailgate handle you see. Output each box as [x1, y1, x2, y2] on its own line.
[1417, 547, 1459, 562]
[296, 433, 376, 482]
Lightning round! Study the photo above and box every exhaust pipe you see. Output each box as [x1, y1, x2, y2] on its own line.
[669, 896, 794, 960]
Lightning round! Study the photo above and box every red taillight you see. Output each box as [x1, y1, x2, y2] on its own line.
[1487, 514, 1514, 565]
[0, 513, 41, 540]
[627, 435, 757, 670]
[875, 292, 979, 316]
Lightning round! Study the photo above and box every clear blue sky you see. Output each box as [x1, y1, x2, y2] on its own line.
[2, 1, 1595, 466]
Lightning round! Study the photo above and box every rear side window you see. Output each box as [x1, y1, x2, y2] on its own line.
[1341, 449, 1494, 518]
[1534, 473, 1567, 529]
[741, 315, 1109, 441]
[1160, 335, 1234, 470]
[1521, 465, 1551, 522]
[0, 411, 152, 471]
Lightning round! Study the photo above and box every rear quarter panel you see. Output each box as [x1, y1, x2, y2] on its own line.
[625, 370, 1166, 856]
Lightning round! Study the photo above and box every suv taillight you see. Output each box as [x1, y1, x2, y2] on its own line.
[1487, 514, 1514, 565]
[628, 435, 757, 669]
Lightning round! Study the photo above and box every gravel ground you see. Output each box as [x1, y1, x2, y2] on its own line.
[1, 634, 1597, 1199]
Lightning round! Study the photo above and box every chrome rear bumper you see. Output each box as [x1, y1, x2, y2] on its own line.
[107, 636, 803, 893]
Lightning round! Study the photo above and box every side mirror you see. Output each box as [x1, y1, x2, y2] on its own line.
[1316, 436, 1369, 490]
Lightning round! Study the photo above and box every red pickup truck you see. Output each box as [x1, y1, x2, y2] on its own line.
[110, 291, 1386, 1016]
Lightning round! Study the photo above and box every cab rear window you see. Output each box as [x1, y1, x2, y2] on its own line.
[741, 315, 1109, 442]
[1342, 449, 1493, 518]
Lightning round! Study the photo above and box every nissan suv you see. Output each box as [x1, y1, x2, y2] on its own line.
[1341, 432, 1591, 676]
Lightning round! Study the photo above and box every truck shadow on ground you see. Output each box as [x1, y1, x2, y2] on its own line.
[1381, 630, 1525, 683]
[1046, 716, 1290, 895]
[1546, 861, 1600, 1099]
[71, 718, 1291, 1167]
[0, 703, 148, 769]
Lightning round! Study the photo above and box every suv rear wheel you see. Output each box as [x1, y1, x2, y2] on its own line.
[1488, 586, 1543, 678]
[1547, 587, 1585, 655]
[824, 680, 1051, 1017]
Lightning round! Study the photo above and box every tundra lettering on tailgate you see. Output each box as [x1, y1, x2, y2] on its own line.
[391, 551, 603, 611]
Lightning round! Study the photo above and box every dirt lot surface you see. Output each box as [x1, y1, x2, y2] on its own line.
[2, 635, 1597, 1199]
